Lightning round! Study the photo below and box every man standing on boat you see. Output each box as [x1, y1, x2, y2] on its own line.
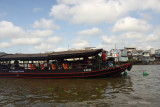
[101, 50, 106, 68]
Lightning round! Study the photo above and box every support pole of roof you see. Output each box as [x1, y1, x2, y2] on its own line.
[47, 59, 49, 70]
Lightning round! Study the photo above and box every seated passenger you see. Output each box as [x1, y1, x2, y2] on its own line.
[40, 64, 44, 70]
[62, 63, 68, 69]
[49, 63, 56, 70]
[83, 56, 89, 65]
[29, 64, 36, 70]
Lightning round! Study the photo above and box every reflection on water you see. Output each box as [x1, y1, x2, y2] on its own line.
[0, 77, 133, 106]
[0, 65, 160, 106]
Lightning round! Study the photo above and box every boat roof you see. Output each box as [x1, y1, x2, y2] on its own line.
[0, 49, 102, 61]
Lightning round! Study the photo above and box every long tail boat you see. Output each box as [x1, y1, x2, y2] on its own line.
[0, 49, 132, 78]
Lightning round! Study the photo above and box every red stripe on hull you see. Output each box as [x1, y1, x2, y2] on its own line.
[0, 63, 130, 78]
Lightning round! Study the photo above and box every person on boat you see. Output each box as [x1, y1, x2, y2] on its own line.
[94, 55, 101, 69]
[43, 60, 48, 70]
[101, 50, 106, 68]
[83, 56, 89, 64]
[49, 62, 56, 70]
[83, 56, 89, 68]
[62, 60, 69, 69]
[14, 60, 19, 70]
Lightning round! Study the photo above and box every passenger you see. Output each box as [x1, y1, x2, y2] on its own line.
[14, 60, 19, 70]
[51, 64, 56, 70]
[101, 50, 106, 68]
[62, 61, 68, 69]
[94, 55, 101, 68]
[49, 62, 56, 70]
[29, 64, 36, 70]
[109, 62, 113, 67]
[41, 64, 44, 70]
[83, 56, 89, 64]
[83, 56, 89, 68]
[43, 61, 48, 70]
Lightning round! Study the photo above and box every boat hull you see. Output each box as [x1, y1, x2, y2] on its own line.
[0, 63, 131, 78]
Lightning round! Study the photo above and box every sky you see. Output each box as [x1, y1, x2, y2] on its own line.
[0, 0, 160, 53]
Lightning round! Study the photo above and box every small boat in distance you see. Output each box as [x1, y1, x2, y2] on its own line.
[0, 49, 132, 78]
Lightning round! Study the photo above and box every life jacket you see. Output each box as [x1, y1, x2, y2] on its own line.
[41, 64, 44, 70]
[29, 64, 36, 70]
[62, 63, 68, 69]
[51, 64, 55, 70]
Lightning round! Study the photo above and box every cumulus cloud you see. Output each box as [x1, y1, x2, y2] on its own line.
[111, 17, 152, 33]
[11, 37, 43, 45]
[50, 0, 124, 24]
[34, 43, 66, 52]
[0, 20, 59, 50]
[101, 28, 160, 50]
[0, 42, 10, 48]
[50, 0, 160, 25]
[47, 36, 62, 43]
[78, 27, 101, 35]
[54, 47, 67, 52]
[34, 43, 53, 51]
[29, 29, 54, 37]
[72, 40, 89, 48]
[0, 21, 25, 38]
[32, 18, 60, 30]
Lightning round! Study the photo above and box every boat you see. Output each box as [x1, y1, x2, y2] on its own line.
[0, 49, 132, 78]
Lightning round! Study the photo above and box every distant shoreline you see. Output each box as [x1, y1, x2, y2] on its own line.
[127, 61, 160, 65]
[112, 61, 160, 65]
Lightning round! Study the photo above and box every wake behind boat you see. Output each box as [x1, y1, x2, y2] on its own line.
[0, 49, 132, 78]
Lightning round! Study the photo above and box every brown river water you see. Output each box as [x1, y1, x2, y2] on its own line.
[0, 65, 160, 107]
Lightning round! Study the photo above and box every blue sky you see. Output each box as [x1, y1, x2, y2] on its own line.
[0, 0, 160, 53]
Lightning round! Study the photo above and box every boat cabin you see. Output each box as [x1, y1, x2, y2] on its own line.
[0, 49, 103, 72]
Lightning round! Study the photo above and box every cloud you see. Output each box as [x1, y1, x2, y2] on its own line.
[54, 47, 67, 52]
[111, 17, 152, 33]
[0, 21, 25, 38]
[0, 20, 58, 50]
[34, 43, 53, 51]
[29, 29, 54, 37]
[72, 40, 89, 48]
[50, 4, 71, 20]
[50, 0, 160, 25]
[47, 36, 62, 43]
[11, 37, 43, 45]
[34, 43, 67, 52]
[50, 0, 124, 24]
[32, 18, 60, 30]
[101, 28, 160, 50]
[78, 27, 101, 35]
[0, 42, 10, 48]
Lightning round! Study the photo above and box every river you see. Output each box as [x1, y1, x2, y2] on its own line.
[0, 65, 160, 107]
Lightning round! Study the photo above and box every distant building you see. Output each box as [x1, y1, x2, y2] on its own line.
[124, 47, 137, 52]
[142, 50, 155, 63]
[155, 49, 160, 61]
[109, 49, 119, 62]
[124, 47, 137, 60]
[119, 49, 128, 62]
[135, 50, 143, 61]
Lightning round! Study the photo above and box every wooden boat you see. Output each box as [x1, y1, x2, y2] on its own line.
[0, 49, 132, 78]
